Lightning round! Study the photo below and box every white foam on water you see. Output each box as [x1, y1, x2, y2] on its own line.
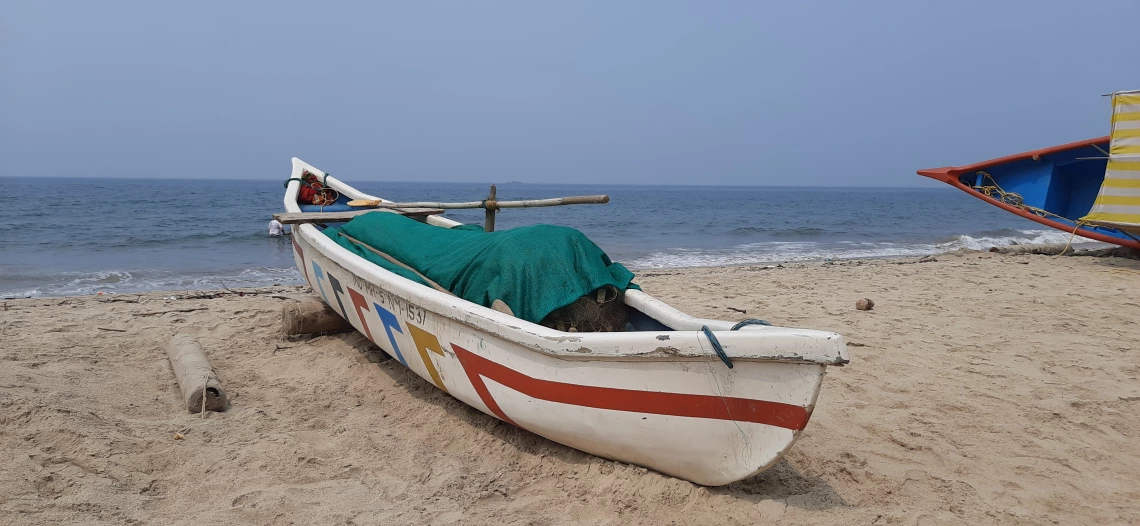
[0, 230, 1111, 297]
[62, 270, 135, 291]
[626, 229, 1103, 269]
[1, 267, 303, 298]
[1, 288, 44, 299]
[945, 229, 1096, 251]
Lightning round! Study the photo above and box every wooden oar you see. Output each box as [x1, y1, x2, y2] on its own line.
[346, 195, 609, 209]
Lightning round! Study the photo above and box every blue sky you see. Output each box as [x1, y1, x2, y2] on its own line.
[3, 1, 1138, 186]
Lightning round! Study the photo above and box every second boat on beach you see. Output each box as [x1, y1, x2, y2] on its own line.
[918, 90, 1140, 250]
[276, 158, 848, 486]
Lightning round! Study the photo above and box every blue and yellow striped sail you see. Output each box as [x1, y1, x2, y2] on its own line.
[1082, 90, 1140, 232]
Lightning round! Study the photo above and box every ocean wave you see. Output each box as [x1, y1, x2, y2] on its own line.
[0, 228, 1105, 297]
[939, 229, 1094, 251]
[727, 226, 850, 237]
[0, 267, 303, 298]
[728, 227, 771, 234]
[625, 229, 1100, 269]
[26, 231, 276, 250]
[767, 227, 834, 238]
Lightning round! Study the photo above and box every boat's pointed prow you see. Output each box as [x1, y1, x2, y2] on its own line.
[917, 167, 954, 182]
[913, 131, 1140, 249]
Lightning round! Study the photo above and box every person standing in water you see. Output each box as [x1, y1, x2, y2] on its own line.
[268, 219, 289, 236]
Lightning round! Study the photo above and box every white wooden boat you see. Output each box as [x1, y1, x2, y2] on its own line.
[282, 158, 848, 486]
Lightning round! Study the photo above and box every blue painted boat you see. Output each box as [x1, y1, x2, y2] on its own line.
[918, 136, 1140, 249]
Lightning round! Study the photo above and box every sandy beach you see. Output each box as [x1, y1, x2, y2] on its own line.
[2, 250, 1138, 525]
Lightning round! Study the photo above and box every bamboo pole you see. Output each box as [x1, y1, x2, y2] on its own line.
[345, 195, 610, 209]
[485, 185, 497, 232]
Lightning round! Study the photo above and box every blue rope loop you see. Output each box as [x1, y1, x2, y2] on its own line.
[701, 325, 733, 369]
[282, 177, 304, 188]
[730, 318, 772, 330]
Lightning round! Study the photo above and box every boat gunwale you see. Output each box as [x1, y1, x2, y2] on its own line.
[284, 158, 849, 366]
[916, 136, 1110, 181]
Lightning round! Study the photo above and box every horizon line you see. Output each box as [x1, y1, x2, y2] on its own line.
[0, 174, 947, 190]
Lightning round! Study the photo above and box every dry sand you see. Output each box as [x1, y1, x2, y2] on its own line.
[2, 251, 1139, 525]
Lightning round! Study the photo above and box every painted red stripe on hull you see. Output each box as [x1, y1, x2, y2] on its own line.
[452, 344, 810, 431]
[291, 235, 310, 285]
[346, 288, 376, 342]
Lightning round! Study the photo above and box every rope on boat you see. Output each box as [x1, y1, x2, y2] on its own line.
[972, 171, 1115, 257]
[1057, 220, 1092, 258]
[285, 172, 332, 187]
[701, 325, 733, 369]
[730, 319, 772, 330]
[972, 171, 1074, 222]
[313, 173, 339, 211]
[700, 320, 773, 369]
[284, 173, 339, 211]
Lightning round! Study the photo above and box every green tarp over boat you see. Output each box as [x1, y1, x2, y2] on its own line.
[323, 212, 638, 325]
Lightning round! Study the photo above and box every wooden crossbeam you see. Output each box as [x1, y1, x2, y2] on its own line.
[273, 207, 443, 225]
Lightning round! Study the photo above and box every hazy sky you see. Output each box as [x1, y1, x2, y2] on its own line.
[3, 1, 1139, 186]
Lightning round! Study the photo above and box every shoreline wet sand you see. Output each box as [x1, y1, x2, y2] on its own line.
[2, 251, 1138, 524]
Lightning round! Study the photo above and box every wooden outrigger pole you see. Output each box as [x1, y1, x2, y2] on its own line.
[276, 186, 612, 232]
[345, 194, 610, 212]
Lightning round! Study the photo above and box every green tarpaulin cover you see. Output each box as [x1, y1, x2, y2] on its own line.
[323, 212, 638, 325]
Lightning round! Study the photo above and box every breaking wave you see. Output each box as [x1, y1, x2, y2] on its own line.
[0, 267, 302, 299]
[625, 229, 1100, 269]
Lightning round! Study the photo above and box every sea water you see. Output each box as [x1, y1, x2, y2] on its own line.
[0, 178, 1095, 298]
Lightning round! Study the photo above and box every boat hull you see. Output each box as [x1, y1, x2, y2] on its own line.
[918, 136, 1140, 249]
[284, 158, 847, 486]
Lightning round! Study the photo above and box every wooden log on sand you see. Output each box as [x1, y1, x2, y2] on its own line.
[281, 300, 354, 336]
[989, 244, 1140, 259]
[167, 334, 228, 413]
[989, 243, 1074, 256]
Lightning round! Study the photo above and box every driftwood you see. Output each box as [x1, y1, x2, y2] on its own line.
[134, 307, 208, 317]
[989, 244, 1140, 259]
[1070, 246, 1140, 259]
[167, 334, 228, 413]
[989, 243, 1075, 256]
[281, 300, 354, 336]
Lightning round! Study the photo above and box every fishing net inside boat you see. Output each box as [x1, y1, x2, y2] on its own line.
[540, 285, 629, 332]
[327, 213, 639, 327]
